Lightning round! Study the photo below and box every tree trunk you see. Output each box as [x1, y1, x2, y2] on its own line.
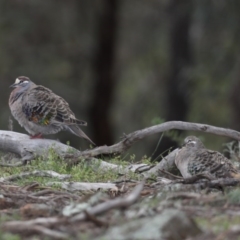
[156, 0, 193, 156]
[230, 62, 240, 131]
[89, 0, 118, 146]
[166, 0, 193, 121]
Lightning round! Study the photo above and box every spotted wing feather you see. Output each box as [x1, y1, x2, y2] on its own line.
[188, 149, 239, 178]
[22, 86, 87, 127]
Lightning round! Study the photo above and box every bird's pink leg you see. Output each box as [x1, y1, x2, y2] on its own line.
[30, 133, 43, 139]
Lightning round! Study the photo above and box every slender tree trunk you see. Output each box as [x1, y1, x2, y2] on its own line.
[156, 0, 193, 156]
[89, 0, 118, 146]
[167, 0, 193, 121]
[230, 61, 240, 131]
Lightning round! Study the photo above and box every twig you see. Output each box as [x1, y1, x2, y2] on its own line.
[135, 164, 155, 173]
[112, 179, 139, 184]
[0, 161, 26, 167]
[207, 178, 240, 188]
[158, 169, 183, 180]
[70, 180, 145, 221]
[46, 182, 118, 191]
[84, 210, 108, 227]
[8, 117, 13, 131]
[2, 217, 62, 228]
[0, 170, 71, 182]
[157, 176, 240, 191]
[3, 221, 68, 239]
[166, 192, 202, 200]
[2, 193, 50, 201]
[30, 226, 69, 239]
[176, 173, 214, 184]
[150, 132, 164, 159]
[30, 189, 80, 199]
[22, 182, 40, 191]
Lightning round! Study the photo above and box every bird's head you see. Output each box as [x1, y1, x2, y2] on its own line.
[183, 136, 205, 149]
[10, 76, 33, 89]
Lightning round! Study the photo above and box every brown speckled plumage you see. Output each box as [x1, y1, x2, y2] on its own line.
[175, 136, 240, 179]
[9, 76, 94, 144]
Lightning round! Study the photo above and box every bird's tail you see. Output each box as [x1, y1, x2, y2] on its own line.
[67, 125, 95, 145]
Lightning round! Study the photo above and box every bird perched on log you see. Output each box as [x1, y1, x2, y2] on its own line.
[175, 136, 240, 179]
[9, 76, 94, 145]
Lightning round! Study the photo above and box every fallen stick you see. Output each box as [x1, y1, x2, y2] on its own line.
[0, 121, 239, 159]
[46, 182, 118, 191]
[0, 170, 71, 182]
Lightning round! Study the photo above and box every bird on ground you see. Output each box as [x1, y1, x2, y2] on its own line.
[9, 76, 94, 145]
[175, 136, 240, 179]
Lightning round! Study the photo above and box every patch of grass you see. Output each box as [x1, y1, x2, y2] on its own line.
[0, 212, 21, 223]
[141, 155, 152, 164]
[196, 215, 240, 234]
[0, 148, 141, 187]
[227, 188, 240, 205]
[0, 232, 22, 240]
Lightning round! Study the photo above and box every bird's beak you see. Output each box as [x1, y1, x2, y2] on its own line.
[9, 83, 17, 88]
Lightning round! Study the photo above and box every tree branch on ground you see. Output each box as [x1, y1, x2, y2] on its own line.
[153, 176, 240, 192]
[0, 170, 71, 182]
[0, 121, 239, 178]
[46, 182, 118, 191]
[1, 121, 239, 159]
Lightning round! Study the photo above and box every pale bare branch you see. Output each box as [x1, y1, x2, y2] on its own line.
[0, 170, 71, 182]
[0, 121, 239, 159]
[46, 182, 118, 191]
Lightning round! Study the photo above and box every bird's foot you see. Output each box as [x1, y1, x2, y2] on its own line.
[30, 133, 43, 139]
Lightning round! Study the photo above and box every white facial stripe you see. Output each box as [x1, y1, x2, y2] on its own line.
[186, 139, 196, 145]
[15, 78, 20, 84]
[23, 80, 29, 83]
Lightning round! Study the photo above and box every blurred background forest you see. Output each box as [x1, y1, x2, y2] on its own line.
[1, 0, 240, 159]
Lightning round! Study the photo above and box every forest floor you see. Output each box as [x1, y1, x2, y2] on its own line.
[1, 149, 240, 240]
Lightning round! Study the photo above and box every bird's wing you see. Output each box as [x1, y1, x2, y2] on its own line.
[196, 149, 238, 177]
[22, 86, 87, 126]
